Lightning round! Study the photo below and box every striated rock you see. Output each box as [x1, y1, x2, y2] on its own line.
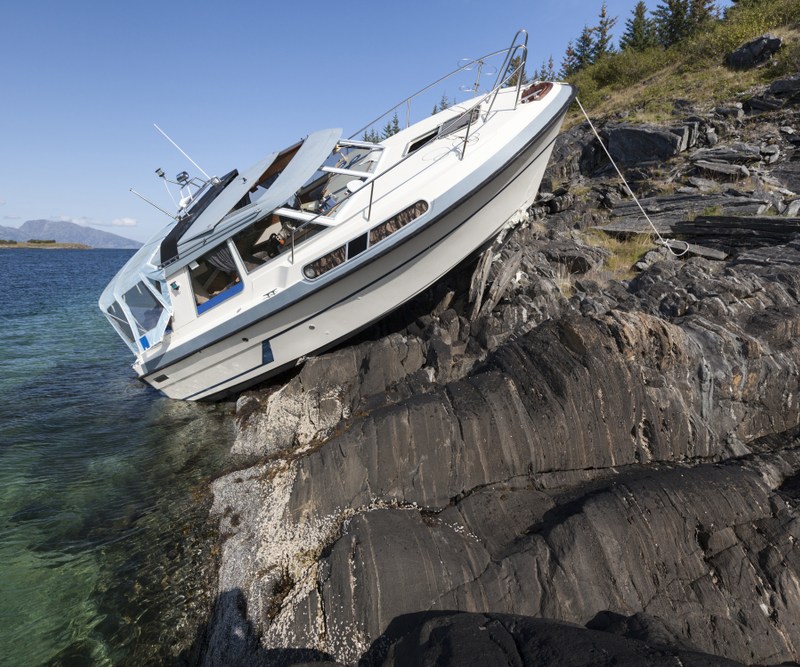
[603, 124, 683, 166]
[378, 612, 748, 666]
[198, 76, 800, 667]
[205, 237, 800, 663]
[694, 159, 750, 178]
[690, 142, 762, 163]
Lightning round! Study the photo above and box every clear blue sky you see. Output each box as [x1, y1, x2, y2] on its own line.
[0, 0, 729, 243]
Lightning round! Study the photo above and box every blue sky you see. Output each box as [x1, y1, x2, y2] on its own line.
[0, 0, 729, 242]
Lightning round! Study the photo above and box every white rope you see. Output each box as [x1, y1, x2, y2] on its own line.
[575, 97, 689, 257]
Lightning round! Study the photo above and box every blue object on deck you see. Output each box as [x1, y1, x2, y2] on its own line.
[197, 281, 243, 315]
[139, 334, 150, 350]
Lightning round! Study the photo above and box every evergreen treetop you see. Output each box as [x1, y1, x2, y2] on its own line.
[619, 1, 658, 51]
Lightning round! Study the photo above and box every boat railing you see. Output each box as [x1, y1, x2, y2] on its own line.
[349, 29, 528, 142]
[289, 31, 531, 263]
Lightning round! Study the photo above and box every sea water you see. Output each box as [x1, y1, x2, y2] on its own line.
[0, 249, 234, 665]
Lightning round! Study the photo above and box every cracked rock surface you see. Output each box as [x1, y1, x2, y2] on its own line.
[196, 84, 800, 666]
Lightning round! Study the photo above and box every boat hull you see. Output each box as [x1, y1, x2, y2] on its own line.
[142, 110, 567, 400]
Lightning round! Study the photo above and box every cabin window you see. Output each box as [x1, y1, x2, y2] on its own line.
[123, 282, 163, 335]
[439, 107, 480, 138]
[405, 109, 479, 155]
[369, 201, 429, 245]
[190, 243, 243, 314]
[232, 216, 288, 272]
[332, 145, 380, 173]
[232, 214, 326, 273]
[406, 129, 438, 155]
[303, 246, 346, 280]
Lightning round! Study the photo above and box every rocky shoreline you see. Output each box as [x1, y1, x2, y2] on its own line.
[193, 74, 800, 666]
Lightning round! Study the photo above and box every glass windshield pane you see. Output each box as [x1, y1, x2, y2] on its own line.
[106, 302, 134, 343]
[123, 283, 163, 334]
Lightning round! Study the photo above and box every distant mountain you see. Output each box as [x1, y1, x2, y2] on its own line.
[0, 224, 26, 242]
[0, 219, 142, 249]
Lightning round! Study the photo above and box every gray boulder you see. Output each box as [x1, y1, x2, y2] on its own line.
[725, 34, 782, 70]
[603, 124, 683, 166]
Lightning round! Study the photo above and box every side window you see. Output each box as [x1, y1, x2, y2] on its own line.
[303, 246, 346, 279]
[190, 243, 243, 314]
[369, 201, 429, 245]
[232, 216, 287, 272]
[232, 214, 326, 274]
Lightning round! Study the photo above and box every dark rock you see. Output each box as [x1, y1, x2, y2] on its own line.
[694, 159, 750, 178]
[690, 142, 763, 163]
[201, 76, 800, 667]
[745, 95, 785, 113]
[725, 34, 782, 70]
[769, 76, 800, 97]
[378, 612, 747, 667]
[773, 161, 800, 192]
[539, 241, 609, 274]
[603, 124, 683, 166]
[715, 104, 744, 120]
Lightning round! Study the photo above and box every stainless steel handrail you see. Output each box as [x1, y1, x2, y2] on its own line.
[290, 32, 533, 262]
[349, 46, 510, 141]
[491, 29, 529, 93]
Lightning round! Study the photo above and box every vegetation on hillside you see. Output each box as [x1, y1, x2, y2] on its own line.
[559, 0, 800, 121]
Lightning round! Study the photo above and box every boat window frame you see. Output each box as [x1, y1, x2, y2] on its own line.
[189, 239, 245, 316]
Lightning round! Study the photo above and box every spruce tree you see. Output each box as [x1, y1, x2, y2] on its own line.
[573, 25, 597, 70]
[382, 112, 400, 140]
[688, 0, 717, 29]
[560, 40, 580, 78]
[593, 2, 618, 61]
[653, 0, 691, 47]
[542, 55, 556, 81]
[619, 1, 658, 51]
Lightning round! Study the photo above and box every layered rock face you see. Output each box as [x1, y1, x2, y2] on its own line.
[199, 90, 800, 666]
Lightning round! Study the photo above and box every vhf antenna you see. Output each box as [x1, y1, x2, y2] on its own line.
[129, 188, 179, 221]
[153, 123, 214, 182]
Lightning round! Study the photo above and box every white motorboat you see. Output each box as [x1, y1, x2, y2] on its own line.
[99, 31, 575, 401]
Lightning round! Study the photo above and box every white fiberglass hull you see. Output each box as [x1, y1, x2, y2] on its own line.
[142, 111, 566, 400]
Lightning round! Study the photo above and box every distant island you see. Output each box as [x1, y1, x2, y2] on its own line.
[0, 219, 143, 249]
[0, 239, 92, 249]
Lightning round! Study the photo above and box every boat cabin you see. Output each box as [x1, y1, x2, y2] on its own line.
[99, 129, 385, 357]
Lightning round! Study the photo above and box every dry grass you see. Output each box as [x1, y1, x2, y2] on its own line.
[584, 230, 657, 280]
[564, 1, 800, 127]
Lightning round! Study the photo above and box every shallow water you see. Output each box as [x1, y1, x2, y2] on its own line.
[0, 249, 233, 665]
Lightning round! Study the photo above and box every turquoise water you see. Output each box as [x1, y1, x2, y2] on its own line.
[0, 249, 234, 665]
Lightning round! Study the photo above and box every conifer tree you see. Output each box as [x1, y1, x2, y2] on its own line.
[529, 56, 557, 82]
[362, 129, 381, 143]
[382, 112, 400, 139]
[619, 1, 658, 51]
[593, 2, 618, 61]
[541, 55, 556, 81]
[560, 40, 580, 78]
[688, 0, 717, 28]
[653, 0, 691, 47]
[573, 25, 597, 70]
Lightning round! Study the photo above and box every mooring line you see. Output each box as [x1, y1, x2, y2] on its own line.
[575, 97, 689, 257]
